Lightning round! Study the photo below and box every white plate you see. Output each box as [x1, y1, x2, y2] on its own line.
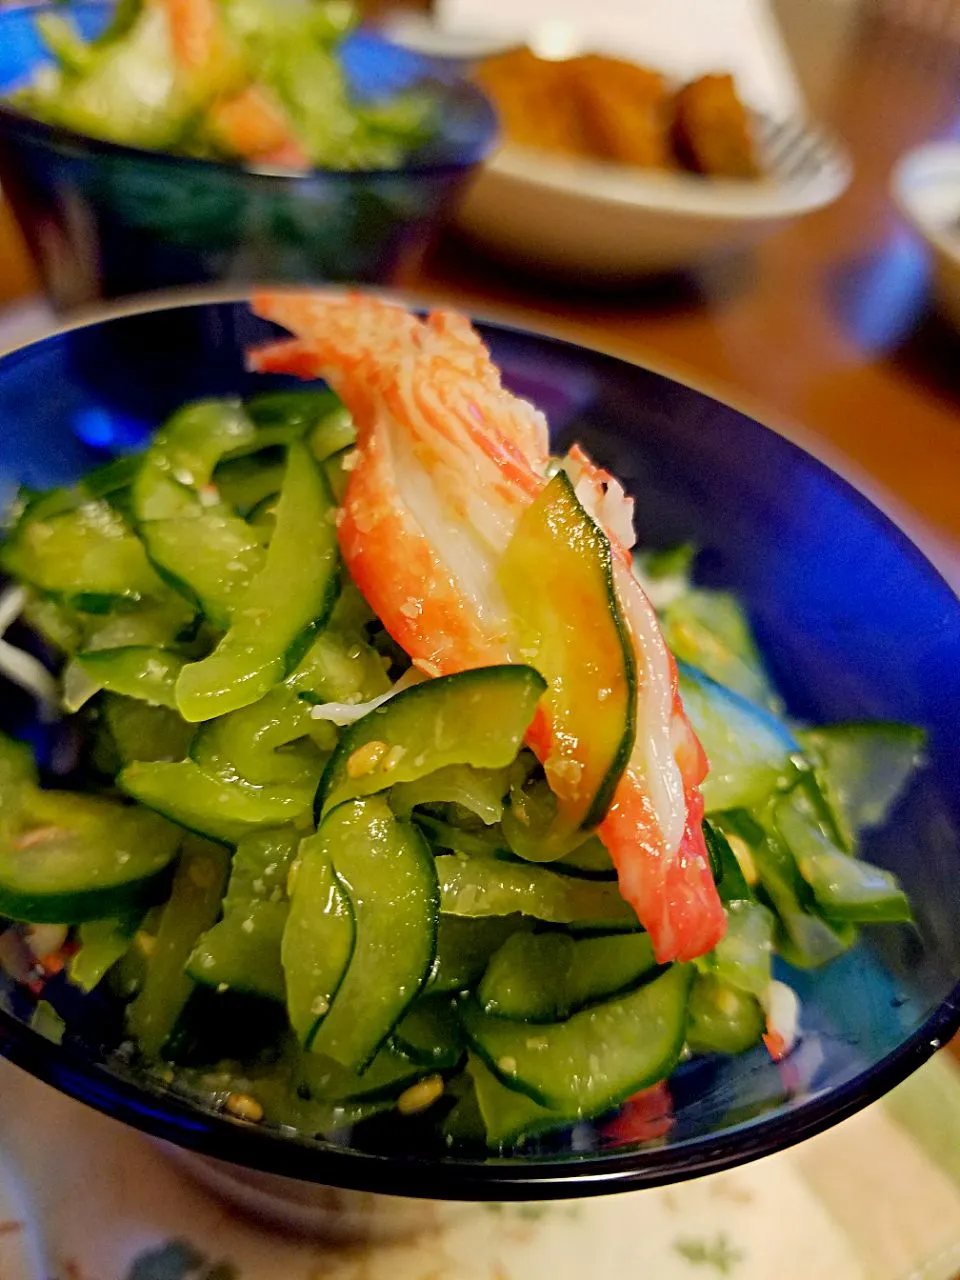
[891, 142, 960, 334]
[453, 115, 852, 280]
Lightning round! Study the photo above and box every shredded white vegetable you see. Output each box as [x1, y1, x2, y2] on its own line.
[309, 665, 425, 726]
[0, 585, 60, 721]
[761, 979, 801, 1056]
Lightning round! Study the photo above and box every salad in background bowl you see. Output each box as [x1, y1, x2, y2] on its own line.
[0, 1, 497, 309]
[0, 293, 957, 1209]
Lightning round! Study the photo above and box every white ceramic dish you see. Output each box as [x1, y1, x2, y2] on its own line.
[453, 115, 852, 280]
[891, 142, 960, 334]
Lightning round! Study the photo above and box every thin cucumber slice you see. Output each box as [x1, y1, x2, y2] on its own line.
[697, 898, 774, 997]
[317, 665, 546, 818]
[460, 962, 692, 1113]
[176, 440, 339, 722]
[103, 695, 195, 765]
[213, 453, 286, 516]
[414, 814, 508, 861]
[428, 914, 528, 994]
[188, 900, 289, 1001]
[133, 399, 257, 521]
[799, 723, 925, 851]
[677, 661, 799, 812]
[389, 765, 508, 826]
[392, 994, 465, 1068]
[75, 646, 184, 709]
[307, 798, 439, 1071]
[553, 836, 616, 878]
[686, 974, 765, 1056]
[774, 787, 911, 924]
[1, 500, 164, 605]
[499, 470, 636, 832]
[436, 854, 638, 930]
[69, 914, 143, 992]
[282, 830, 355, 1048]
[0, 790, 181, 923]
[244, 389, 345, 441]
[140, 511, 266, 628]
[127, 836, 231, 1058]
[467, 1053, 563, 1148]
[0, 733, 38, 838]
[716, 810, 856, 970]
[478, 931, 657, 1022]
[188, 826, 300, 1001]
[704, 818, 752, 903]
[119, 759, 314, 844]
[296, 1045, 421, 1103]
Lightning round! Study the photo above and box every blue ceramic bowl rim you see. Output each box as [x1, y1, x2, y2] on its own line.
[0, 0, 499, 181]
[0, 297, 958, 1201]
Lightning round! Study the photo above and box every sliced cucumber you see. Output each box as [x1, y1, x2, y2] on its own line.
[214, 453, 286, 516]
[296, 1045, 421, 1103]
[127, 836, 231, 1058]
[0, 789, 181, 923]
[103, 695, 195, 765]
[1, 500, 164, 605]
[119, 759, 314, 844]
[428, 913, 527, 995]
[69, 913, 143, 992]
[188, 901, 289, 1002]
[140, 511, 266, 628]
[133, 399, 257, 521]
[466, 1053, 563, 1148]
[460, 962, 692, 1114]
[716, 810, 855, 970]
[478, 931, 657, 1022]
[188, 826, 300, 1001]
[176, 440, 339, 722]
[553, 836, 616, 878]
[677, 661, 799, 812]
[499, 470, 636, 832]
[75, 646, 184, 709]
[317, 665, 546, 818]
[698, 897, 774, 997]
[389, 765, 508, 827]
[282, 830, 355, 1048]
[244, 388, 346, 446]
[306, 798, 439, 1071]
[686, 973, 765, 1056]
[436, 854, 638, 930]
[799, 723, 925, 851]
[774, 786, 911, 924]
[392, 995, 465, 1069]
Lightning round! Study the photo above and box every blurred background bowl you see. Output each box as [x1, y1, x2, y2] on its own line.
[0, 3, 498, 311]
[0, 296, 958, 1208]
[892, 141, 960, 335]
[453, 114, 852, 281]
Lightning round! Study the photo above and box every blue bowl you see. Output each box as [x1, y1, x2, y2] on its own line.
[0, 3, 497, 310]
[0, 297, 958, 1200]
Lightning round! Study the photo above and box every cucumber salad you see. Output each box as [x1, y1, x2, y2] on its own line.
[0, 295, 924, 1153]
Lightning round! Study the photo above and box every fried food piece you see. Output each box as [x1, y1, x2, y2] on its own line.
[474, 49, 592, 156]
[567, 54, 675, 169]
[672, 73, 759, 179]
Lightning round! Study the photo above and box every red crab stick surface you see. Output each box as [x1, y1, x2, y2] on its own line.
[248, 290, 726, 963]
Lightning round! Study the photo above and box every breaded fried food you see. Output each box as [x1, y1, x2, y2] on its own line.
[567, 54, 675, 169]
[672, 73, 759, 179]
[474, 49, 591, 156]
